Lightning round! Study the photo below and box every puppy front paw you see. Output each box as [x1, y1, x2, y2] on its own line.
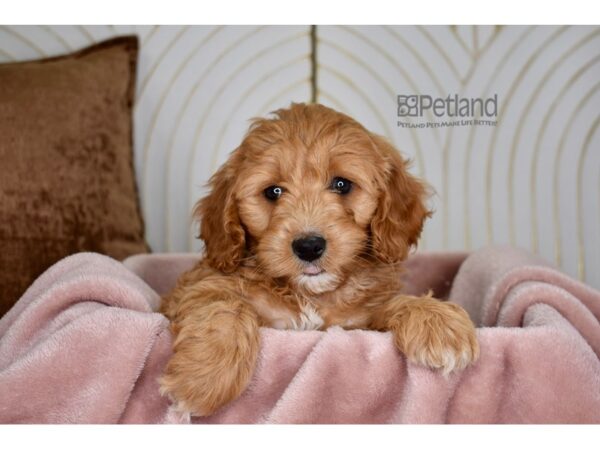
[160, 299, 261, 416]
[392, 299, 479, 375]
[159, 371, 235, 417]
[159, 331, 259, 416]
[159, 352, 254, 417]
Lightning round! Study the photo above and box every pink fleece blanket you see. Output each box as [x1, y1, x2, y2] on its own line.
[1, 247, 599, 423]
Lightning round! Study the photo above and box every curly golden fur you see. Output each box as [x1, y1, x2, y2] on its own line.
[160, 103, 479, 416]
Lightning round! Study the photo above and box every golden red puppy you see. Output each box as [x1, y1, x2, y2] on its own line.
[160, 103, 479, 416]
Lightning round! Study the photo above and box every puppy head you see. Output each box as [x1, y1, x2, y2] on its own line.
[197, 103, 430, 294]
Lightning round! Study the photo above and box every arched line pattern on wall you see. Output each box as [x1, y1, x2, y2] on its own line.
[383, 26, 453, 96]
[316, 65, 395, 159]
[316, 90, 347, 112]
[333, 25, 504, 249]
[176, 55, 309, 251]
[138, 26, 231, 251]
[139, 25, 159, 46]
[486, 28, 600, 252]
[184, 30, 309, 249]
[75, 26, 114, 45]
[437, 28, 502, 248]
[212, 55, 310, 166]
[1, 26, 46, 57]
[412, 28, 502, 251]
[317, 29, 428, 176]
[257, 78, 311, 116]
[463, 26, 535, 249]
[484, 26, 568, 245]
[150, 26, 264, 250]
[76, 26, 95, 44]
[320, 29, 432, 181]
[140, 26, 231, 196]
[136, 26, 191, 102]
[383, 28, 504, 222]
[460, 27, 503, 85]
[191, 31, 307, 170]
[382, 26, 502, 248]
[205, 32, 310, 173]
[450, 25, 474, 59]
[317, 35, 426, 176]
[158, 26, 263, 171]
[577, 116, 600, 282]
[552, 82, 600, 268]
[506, 28, 600, 270]
[384, 26, 477, 217]
[508, 33, 600, 251]
[416, 26, 463, 81]
[529, 54, 600, 252]
[160, 27, 279, 250]
[40, 26, 73, 52]
[339, 26, 443, 147]
[200, 33, 306, 176]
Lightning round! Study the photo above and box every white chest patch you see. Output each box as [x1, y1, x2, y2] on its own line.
[291, 304, 324, 331]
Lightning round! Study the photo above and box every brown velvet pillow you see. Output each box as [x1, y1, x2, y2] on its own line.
[0, 36, 149, 316]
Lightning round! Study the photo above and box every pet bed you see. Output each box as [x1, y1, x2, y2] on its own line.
[0, 246, 599, 423]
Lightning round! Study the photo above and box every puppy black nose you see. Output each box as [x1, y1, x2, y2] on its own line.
[292, 235, 326, 262]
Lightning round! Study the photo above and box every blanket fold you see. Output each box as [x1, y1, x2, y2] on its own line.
[0, 253, 175, 424]
[0, 246, 599, 423]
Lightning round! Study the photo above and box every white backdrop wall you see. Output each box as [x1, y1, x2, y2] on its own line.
[1, 25, 598, 289]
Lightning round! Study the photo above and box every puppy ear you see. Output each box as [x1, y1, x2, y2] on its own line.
[194, 149, 246, 273]
[369, 134, 431, 263]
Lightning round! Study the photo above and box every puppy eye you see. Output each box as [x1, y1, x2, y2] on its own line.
[264, 185, 284, 201]
[331, 177, 352, 195]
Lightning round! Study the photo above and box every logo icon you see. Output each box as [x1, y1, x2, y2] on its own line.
[397, 95, 419, 117]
